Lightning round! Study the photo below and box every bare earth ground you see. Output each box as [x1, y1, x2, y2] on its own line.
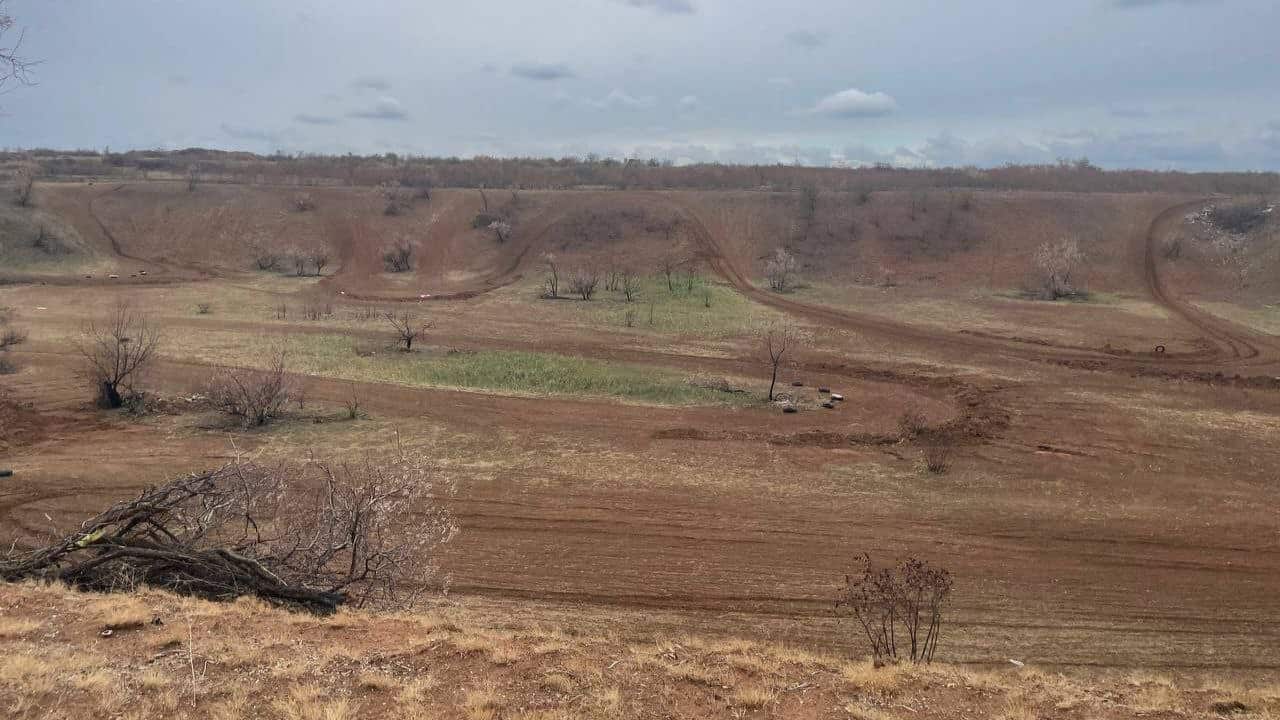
[3, 183, 1280, 716]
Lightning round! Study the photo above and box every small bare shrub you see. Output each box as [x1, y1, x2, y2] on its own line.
[291, 192, 316, 212]
[195, 302, 212, 315]
[542, 253, 560, 298]
[569, 267, 599, 301]
[1033, 237, 1085, 300]
[205, 351, 295, 427]
[385, 311, 431, 351]
[275, 304, 288, 320]
[623, 308, 636, 328]
[12, 165, 36, 207]
[757, 321, 808, 402]
[897, 408, 928, 441]
[620, 271, 640, 302]
[383, 239, 413, 273]
[254, 252, 280, 271]
[765, 247, 798, 292]
[0, 327, 26, 350]
[922, 443, 952, 474]
[78, 302, 162, 409]
[1162, 236, 1184, 261]
[836, 554, 954, 665]
[343, 385, 364, 420]
[382, 186, 413, 216]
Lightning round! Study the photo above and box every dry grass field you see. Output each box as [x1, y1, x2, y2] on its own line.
[3, 177, 1280, 717]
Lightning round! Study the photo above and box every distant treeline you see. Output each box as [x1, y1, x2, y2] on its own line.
[3, 147, 1277, 195]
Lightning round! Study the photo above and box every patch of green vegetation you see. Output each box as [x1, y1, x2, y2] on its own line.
[165, 330, 759, 407]
[0, 203, 96, 272]
[538, 275, 780, 339]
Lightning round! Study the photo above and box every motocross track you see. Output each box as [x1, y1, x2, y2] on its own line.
[3, 183, 1279, 670]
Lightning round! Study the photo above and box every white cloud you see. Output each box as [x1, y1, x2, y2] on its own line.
[584, 89, 655, 111]
[348, 96, 408, 121]
[805, 88, 897, 118]
[511, 62, 575, 81]
[618, 0, 695, 15]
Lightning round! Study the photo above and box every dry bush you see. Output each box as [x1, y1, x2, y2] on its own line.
[383, 239, 413, 273]
[897, 408, 928, 441]
[78, 302, 162, 409]
[382, 185, 413, 216]
[291, 192, 316, 212]
[836, 554, 954, 665]
[343, 384, 364, 420]
[620, 271, 640, 302]
[205, 350, 295, 426]
[541, 253, 560, 298]
[765, 247, 798, 291]
[1162, 236, 1184, 261]
[12, 164, 35, 207]
[569, 267, 599, 301]
[922, 443, 953, 474]
[195, 302, 212, 315]
[658, 253, 684, 292]
[385, 311, 431, 351]
[254, 251, 280, 271]
[31, 225, 67, 254]
[1033, 237, 1085, 299]
[0, 449, 458, 613]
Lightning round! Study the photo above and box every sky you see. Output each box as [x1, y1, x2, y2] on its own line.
[2, 0, 1279, 170]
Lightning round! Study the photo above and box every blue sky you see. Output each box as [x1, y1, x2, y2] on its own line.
[3, 0, 1279, 169]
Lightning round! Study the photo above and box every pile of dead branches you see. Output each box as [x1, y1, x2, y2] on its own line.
[0, 453, 457, 614]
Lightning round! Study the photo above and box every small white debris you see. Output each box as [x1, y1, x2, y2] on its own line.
[1008, 659, 1025, 668]
[831, 393, 844, 401]
[108, 274, 120, 279]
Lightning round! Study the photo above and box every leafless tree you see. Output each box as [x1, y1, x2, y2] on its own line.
[0, 450, 458, 613]
[186, 163, 200, 192]
[0, 3, 37, 96]
[835, 554, 953, 665]
[0, 309, 24, 375]
[542, 252, 560, 298]
[205, 350, 295, 426]
[1033, 237, 1084, 299]
[78, 302, 162, 408]
[12, 164, 35, 207]
[620, 270, 641, 302]
[765, 247, 798, 291]
[382, 185, 413, 216]
[658, 253, 685, 292]
[384, 311, 431, 351]
[291, 252, 309, 277]
[758, 321, 806, 402]
[569, 267, 600, 301]
[383, 238, 413, 273]
[310, 247, 330, 276]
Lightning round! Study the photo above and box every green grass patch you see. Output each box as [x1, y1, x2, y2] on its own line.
[511, 275, 782, 339]
[165, 330, 759, 407]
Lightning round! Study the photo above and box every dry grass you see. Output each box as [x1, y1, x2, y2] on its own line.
[0, 582, 1269, 720]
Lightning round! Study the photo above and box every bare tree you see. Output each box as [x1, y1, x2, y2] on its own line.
[1, 450, 458, 613]
[1033, 237, 1084, 299]
[12, 164, 35, 207]
[382, 185, 413, 216]
[309, 246, 330, 276]
[0, 3, 37, 97]
[620, 270, 641, 302]
[569, 267, 600, 301]
[205, 350, 295, 426]
[658, 253, 684, 292]
[758, 321, 806, 402]
[291, 251, 309, 277]
[186, 163, 200, 192]
[835, 554, 953, 665]
[78, 302, 162, 409]
[765, 247, 798, 292]
[384, 311, 431, 351]
[0, 308, 24, 375]
[383, 238, 413, 273]
[541, 252, 560, 298]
